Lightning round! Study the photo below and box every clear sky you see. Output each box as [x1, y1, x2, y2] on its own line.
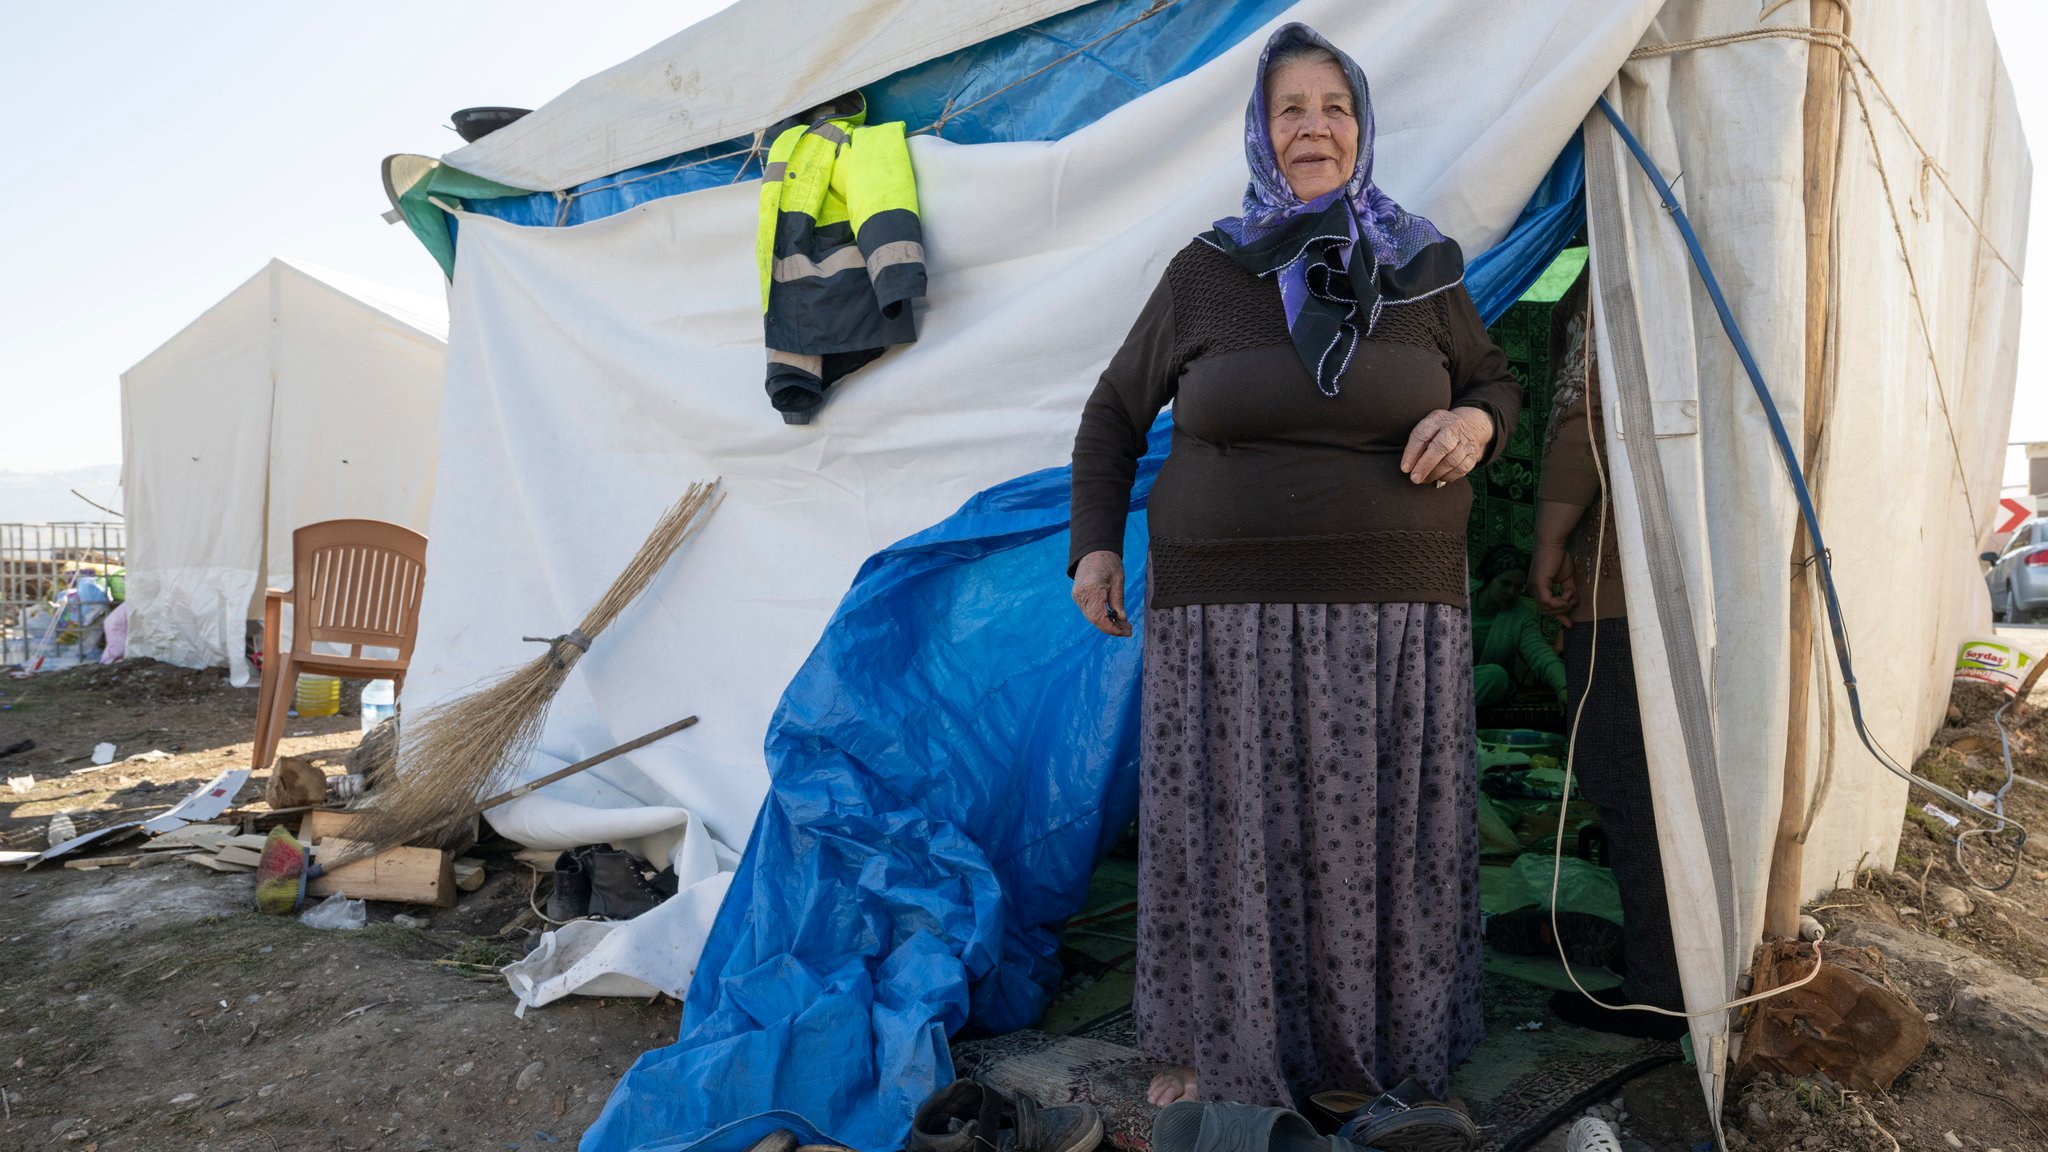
[0, 2, 2042, 486]
[0, 2, 732, 473]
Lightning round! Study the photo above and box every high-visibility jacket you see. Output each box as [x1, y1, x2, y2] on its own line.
[756, 96, 926, 424]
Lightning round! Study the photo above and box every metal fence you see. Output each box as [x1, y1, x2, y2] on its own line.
[1, 522, 126, 670]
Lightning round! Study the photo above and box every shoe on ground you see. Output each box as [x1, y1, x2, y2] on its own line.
[743, 1132, 797, 1152]
[1548, 986, 1688, 1040]
[1332, 1079, 1478, 1152]
[909, 1078, 1101, 1152]
[545, 849, 591, 921]
[1154, 1101, 1357, 1152]
[584, 845, 679, 920]
[1566, 1116, 1624, 1152]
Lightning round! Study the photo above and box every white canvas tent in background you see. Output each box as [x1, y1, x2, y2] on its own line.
[385, 0, 2025, 1129]
[121, 259, 448, 686]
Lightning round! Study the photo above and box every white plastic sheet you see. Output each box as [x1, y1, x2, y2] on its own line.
[503, 812, 734, 1015]
[1585, 0, 2027, 1116]
[410, 0, 2027, 1117]
[442, 0, 1095, 191]
[414, 0, 1664, 850]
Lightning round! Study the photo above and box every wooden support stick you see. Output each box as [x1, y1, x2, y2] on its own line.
[467, 716, 698, 816]
[1766, 0, 1846, 940]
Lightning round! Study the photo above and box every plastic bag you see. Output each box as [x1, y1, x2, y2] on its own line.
[299, 893, 366, 930]
[1497, 853, 1623, 925]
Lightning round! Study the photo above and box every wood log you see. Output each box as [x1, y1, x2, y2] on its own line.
[1735, 938, 1926, 1093]
[306, 837, 455, 908]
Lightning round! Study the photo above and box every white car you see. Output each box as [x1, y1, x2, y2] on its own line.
[1984, 516, 2048, 623]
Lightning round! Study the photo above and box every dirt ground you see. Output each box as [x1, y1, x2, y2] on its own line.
[0, 662, 677, 1151]
[7, 646, 2048, 1151]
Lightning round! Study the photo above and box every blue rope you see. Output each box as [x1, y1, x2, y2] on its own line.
[1595, 97, 2025, 888]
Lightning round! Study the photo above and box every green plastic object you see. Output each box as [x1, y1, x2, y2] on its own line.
[1496, 853, 1623, 925]
[384, 154, 532, 278]
[1518, 246, 1589, 303]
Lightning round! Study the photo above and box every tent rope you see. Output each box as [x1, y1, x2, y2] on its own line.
[1631, 27, 2021, 282]
[1629, 23, 2008, 544]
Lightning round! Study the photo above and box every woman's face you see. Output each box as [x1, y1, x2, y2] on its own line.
[1479, 568, 1525, 612]
[1266, 57, 1359, 202]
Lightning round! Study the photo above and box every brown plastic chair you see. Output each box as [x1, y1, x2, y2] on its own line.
[251, 519, 429, 772]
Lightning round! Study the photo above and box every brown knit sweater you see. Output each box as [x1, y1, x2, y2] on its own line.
[1069, 240, 1522, 610]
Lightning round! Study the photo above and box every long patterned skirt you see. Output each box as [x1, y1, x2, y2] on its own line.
[1133, 601, 1484, 1106]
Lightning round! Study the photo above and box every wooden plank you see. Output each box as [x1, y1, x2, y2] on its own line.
[186, 853, 254, 873]
[138, 823, 236, 852]
[298, 808, 359, 845]
[306, 837, 455, 907]
[65, 854, 143, 870]
[214, 845, 265, 868]
[226, 833, 273, 851]
[300, 807, 477, 854]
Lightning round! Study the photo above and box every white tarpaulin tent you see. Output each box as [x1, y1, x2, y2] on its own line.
[122, 259, 448, 686]
[393, 0, 2025, 1127]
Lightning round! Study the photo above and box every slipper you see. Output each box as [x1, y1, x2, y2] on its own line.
[1152, 1101, 1365, 1152]
[1313, 1080, 1478, 1152]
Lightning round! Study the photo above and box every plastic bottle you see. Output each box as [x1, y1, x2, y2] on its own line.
[360, 679, 397, 733]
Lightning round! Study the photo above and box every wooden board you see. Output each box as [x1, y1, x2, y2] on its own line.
[214, 845, 264, 868]
[297, 808, 361, 846]
[64, 854, 143, 870]
[138, 823, 235, 852]
[306, 836, 455, 907]
[185, 854, 254, 873]
[299, 808, 479, 854]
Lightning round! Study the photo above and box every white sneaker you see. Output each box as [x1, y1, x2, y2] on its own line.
[1566, 1116, 1623, 1152]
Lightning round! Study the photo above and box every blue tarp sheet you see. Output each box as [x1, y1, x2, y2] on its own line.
[579, 134, 1587, 1151]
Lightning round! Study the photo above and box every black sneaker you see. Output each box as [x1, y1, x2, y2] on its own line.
[545, 849, 591, 921]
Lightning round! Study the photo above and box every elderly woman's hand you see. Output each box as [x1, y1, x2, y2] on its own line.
[1071, 550, 1132, 637]
[1401, 407, 1494, 486]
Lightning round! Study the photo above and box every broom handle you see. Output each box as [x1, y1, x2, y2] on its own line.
[466, 716, 699, 817]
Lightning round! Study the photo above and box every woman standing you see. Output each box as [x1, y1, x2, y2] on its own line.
[1068, 24, 1520, 1110]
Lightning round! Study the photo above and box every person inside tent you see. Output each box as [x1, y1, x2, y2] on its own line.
[1527, 268, 1687, 1040]
[1068, 21, 1519, 1139]
[1470, 544, 1567, 711]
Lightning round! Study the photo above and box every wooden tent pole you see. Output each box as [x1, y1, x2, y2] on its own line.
[1765, 0, 1846, 940]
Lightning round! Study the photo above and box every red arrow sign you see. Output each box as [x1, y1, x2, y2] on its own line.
[1998, 497, 2032, 535]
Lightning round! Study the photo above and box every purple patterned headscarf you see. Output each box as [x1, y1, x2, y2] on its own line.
[1202, 23, 1464, 396]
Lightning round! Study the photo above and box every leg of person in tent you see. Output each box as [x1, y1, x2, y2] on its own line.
[1548, 621, 1687, 1041]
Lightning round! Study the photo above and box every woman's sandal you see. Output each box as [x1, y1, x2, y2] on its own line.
[1307, 1080, 1479, 1152]
[1152, 1101, 1364, 1152]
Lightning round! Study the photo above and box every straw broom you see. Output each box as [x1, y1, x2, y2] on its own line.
[338, 480, 723, 855]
